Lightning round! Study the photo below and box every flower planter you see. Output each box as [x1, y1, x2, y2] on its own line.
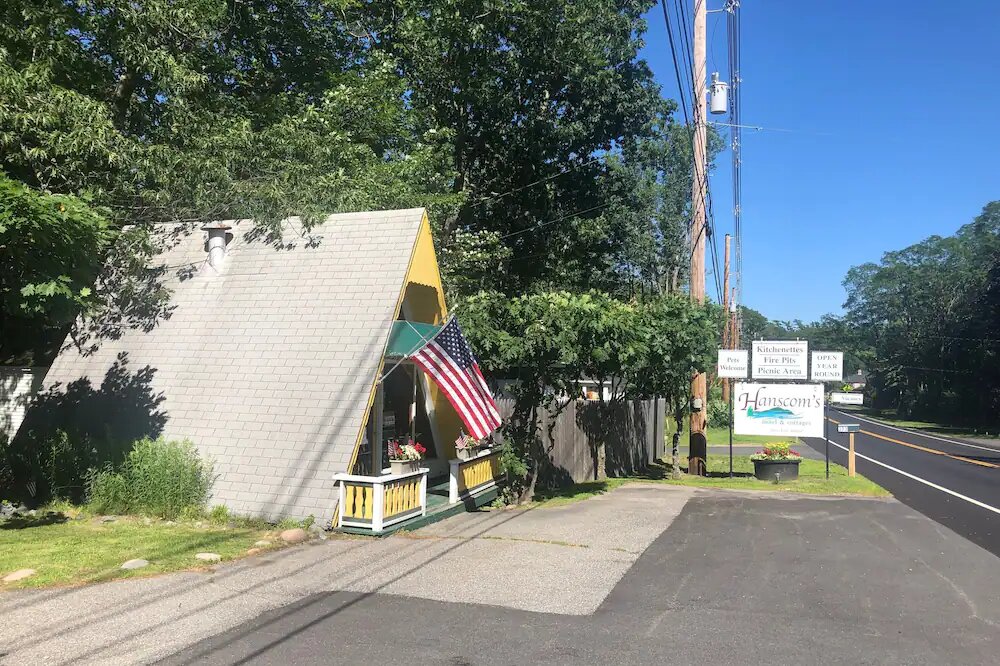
[752, 458, 801, 481]
[456, 448, 481, 461]
[389, 460, 420, 475]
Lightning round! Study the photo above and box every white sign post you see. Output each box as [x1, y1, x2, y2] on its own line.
[733, 382, 824, 438]
[831, 392, 864, 405]
[717, 350, 749, 379]
[811, 351, 843, 382]
[751, 341, 808, 380]
[717, 350, 749, 479]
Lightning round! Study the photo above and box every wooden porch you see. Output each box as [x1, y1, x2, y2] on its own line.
[334, 449, 500, 536]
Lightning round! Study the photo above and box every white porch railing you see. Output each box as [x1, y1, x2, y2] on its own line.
[334, 468, 428, 533]
[449, 449, 500, 504]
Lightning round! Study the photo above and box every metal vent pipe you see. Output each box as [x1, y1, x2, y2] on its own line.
[202, 223, 231, 270]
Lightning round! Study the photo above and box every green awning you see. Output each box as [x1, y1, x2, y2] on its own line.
[385, 320, 441, 358]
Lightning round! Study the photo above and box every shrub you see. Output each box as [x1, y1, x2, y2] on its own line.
[707, 399, 732, 428]
[179, 505, 204, 522]
[86, 467, 129, 514]
[707, 382, 732, 428]
[2, 428, 99, 502]
[85, 438, 215, 519]
[276, 514, 316, 530]
[208, 504, 230, 525]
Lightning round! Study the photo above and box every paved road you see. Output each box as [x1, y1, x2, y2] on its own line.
[802, 407, 1000, 557]
[165, 493, 1000, 665]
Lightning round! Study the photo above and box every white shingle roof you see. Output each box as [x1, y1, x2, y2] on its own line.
[40, 208, 427, 520]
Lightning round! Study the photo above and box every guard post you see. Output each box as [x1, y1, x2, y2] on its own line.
[838, 423, 860, 477]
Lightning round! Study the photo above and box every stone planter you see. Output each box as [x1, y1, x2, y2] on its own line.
[752, 458, 801, 481]
[389, 460, 421, 475]
[456, 448, 481, 461]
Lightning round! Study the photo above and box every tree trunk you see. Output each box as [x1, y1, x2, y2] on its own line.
[517, 400, 541, 504]
[671, 405, 684, 480]
[113, 69, 139, 131]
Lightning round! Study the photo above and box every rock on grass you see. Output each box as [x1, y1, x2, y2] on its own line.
[120, 559, 149, 570]
[3, 569, 36, 583]
[279, 528, 308, 544]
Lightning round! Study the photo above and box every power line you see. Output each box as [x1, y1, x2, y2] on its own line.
[907, 334, 1000, 345]
[467, 155, 606, 209]
[660, 0, 690, 126]
[440, 202, 613, 252]
[661, 1, 723, 304]
[496, 203, 612, 242]
[709, 121, 831, 135]
[675, 0, 695, 97]
[895, 365, 975, 375]
[726, 0, 743, 339]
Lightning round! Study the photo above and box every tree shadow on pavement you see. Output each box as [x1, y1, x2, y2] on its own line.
[1, 501, 539, 666]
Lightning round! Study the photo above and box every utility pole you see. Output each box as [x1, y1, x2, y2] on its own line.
[729, 287, 740, 349]
[688, 0, 708, 475]
[730, 287, 739, 350]
[722, 233, 731, 403]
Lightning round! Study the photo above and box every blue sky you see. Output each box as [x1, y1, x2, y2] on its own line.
[639, 1, 1000, 322]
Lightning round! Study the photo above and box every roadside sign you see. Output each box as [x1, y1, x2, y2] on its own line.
[837, 423, 860, 433]
[811, 351, 843, 382]
[831, 392, 863, 405]
[751, 340, 808, 380]
[733, 382, 824, 438]
[717, 350, 749, 378]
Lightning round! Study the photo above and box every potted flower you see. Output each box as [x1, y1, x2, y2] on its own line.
[750, 443, 802, 481]
[454, 432, 482, 461]
[387, 438, 427, 475]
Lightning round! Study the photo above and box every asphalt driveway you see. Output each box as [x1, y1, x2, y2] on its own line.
[166, 492, 1000, 666]
[0, 485, 692, 664]
[2, 486, 998, 665]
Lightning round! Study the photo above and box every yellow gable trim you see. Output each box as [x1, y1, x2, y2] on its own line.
[403, 213, 448, 321]
[346, 211, 452, 474]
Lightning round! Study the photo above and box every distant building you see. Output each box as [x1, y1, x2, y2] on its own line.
[844, 370, 866, 389]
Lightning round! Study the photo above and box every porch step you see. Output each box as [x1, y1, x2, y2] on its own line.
[335, 478, 497, 537]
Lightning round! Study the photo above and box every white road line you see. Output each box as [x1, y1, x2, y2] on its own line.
[823, 438, 1000, 516]
[831, 409, 1000, 454]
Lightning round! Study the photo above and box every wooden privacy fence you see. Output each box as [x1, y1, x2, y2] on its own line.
[494, 398, 666, 484]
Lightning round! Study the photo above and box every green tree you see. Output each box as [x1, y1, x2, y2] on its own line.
[0, 0, 458, 359]
[374, 0, 679, 295]
[459, 290, 717, 500]
[842, 201, 1000, 426]
[0, 175, 112, 363]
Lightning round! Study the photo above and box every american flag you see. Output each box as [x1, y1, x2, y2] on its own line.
[410, 318, 502, 440]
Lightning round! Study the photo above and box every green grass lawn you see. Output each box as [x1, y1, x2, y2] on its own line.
[530, 454, 889, 507]
[665, 421, 795, 448]
[703, 427, 793, 447]
[0, 512, 285, 589]
[838, 406, 999, 440]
